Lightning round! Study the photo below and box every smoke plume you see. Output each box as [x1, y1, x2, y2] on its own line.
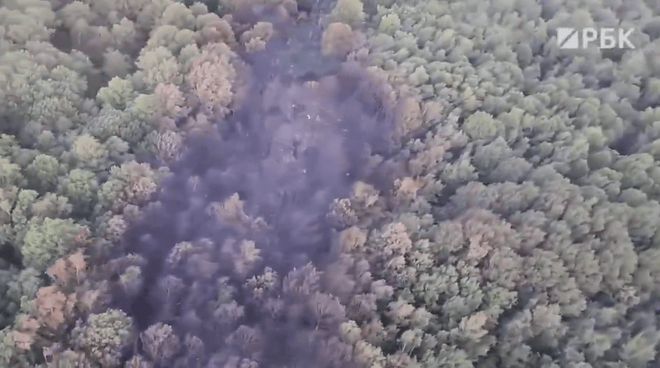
[110, 3, 400, 367]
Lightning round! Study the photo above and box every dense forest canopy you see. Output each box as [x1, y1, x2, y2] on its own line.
[0, 0, 659, 367]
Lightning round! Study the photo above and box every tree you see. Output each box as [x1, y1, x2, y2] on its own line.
[185, 42, 238, 118]
[140, 323, 181, 365]
[25, 154, 62, 192]
[58, 169, 98, 215]
[21, 218, 88, 272]
[330, 0, 365, 27]
[72, 309, 134, 368]
[322, 23, 358, 58]
[98, 161, 162, 213]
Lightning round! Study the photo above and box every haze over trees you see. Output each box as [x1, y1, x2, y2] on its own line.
[0, 0, 659, 367]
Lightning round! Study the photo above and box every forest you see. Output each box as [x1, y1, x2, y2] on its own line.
[0, 0, 659, 367]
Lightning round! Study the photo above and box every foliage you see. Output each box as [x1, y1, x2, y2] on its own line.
[0, 0, 658, 367]
[72, 309, 134, 367]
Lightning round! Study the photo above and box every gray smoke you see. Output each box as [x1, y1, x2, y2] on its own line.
[112, 3, 399, 367]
